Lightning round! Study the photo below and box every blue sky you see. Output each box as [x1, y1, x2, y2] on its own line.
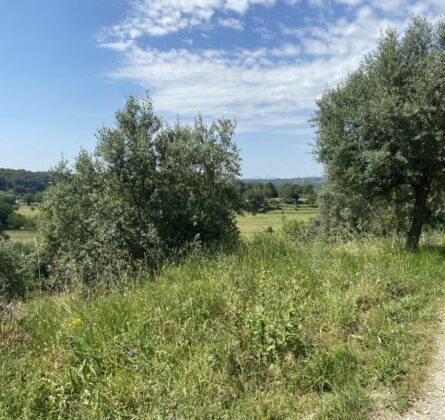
[1, 0, 443, 178]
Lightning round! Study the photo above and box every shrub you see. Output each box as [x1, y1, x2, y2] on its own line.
[38, 95, 242, 288]
[0, 240, 26, 306]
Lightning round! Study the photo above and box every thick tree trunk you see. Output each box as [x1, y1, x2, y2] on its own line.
[406, 175, 430, 250]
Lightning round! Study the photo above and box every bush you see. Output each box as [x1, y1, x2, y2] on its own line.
[6, 212, 27, 230]
[281, 219, 319, 242]
[38, 95, 242, 288]
[0, 240, 26, 306]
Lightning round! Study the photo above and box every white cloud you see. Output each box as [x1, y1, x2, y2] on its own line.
[99, 0, 445, 133]
[99, 0, 278, 42]
[217, 17, 245, 30]
[105, 48, 367, 134]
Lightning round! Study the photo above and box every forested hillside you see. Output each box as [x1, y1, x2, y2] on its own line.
[244, 177, 325, 190]
[0, 168, 51, 195]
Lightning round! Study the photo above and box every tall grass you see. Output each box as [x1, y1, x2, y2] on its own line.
[1, 232, 444, 418]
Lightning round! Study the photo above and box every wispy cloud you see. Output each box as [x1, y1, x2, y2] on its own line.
[98, 0, 280, 42]
[217, 17, 245, 31]
[98, 0, 445, 133]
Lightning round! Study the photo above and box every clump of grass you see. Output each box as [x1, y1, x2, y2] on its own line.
[1, 233, 444, 418]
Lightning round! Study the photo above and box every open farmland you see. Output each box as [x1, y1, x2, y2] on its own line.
[17, 204, 40, 218]
[237, 203, 317, 239]
[4, 205, 39, 244]
[4, 229, 36, 244]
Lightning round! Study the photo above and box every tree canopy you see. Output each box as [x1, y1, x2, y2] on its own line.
[313, 17, 445, 249]
[38, 96, 242, 286]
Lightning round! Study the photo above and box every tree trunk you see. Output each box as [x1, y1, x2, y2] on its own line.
[406, 175, 430, 250]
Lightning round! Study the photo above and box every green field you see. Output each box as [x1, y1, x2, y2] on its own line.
[4, 205, 39, 244]
[17, 204, 40, 218]
[237, 203, 317, 239]
[4, 229, 36, 244]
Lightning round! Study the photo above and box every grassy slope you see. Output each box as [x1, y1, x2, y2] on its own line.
[1, 233, 445, 419]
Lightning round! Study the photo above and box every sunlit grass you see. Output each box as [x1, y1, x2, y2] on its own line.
[4, 229, 36, 244]
[17, 204, 40, 218]
[1, 232, 444, 418]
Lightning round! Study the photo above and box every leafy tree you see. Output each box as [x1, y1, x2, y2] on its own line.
[23, 193, 35, 205]
[313, 17, 445, 249]
[280, 183, 300, 203]
[306, 192, 317, 207]
[301, 184, 314, 195]
[0, 240, 26, 305]
[6, 213, 26, 230]
[264, 182, 279, 198]
[244, 188, 267, 214]
[38, 95, 241, 286]
[0, 192, 17, 232]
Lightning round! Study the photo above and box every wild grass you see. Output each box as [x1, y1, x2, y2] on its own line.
[1, 232, 444, 418]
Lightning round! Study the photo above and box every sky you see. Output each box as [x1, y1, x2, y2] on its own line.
[1, 0, 444, 178]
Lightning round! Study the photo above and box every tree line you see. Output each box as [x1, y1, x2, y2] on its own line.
[0, 168, 50, 198]
[239, 181, 317, 213]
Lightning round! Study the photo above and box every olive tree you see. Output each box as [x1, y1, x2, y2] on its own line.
[38, 95, 242, 286]
[0, 240, 26, 305]
[313, 17, 445, 249]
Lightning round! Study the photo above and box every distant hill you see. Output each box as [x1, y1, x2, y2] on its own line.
[0, 168, 51, 195]
[243, 177, 325, 190]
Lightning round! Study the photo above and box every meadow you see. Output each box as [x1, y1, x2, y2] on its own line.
[237, 203, 317, 239]
[4, 205, 39, 244]
[1, 231, 444, 418]
[16, 204, 39, 218]
[4, 229, 36, 244]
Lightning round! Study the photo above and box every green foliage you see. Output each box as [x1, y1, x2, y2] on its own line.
[238, 182, 280, 214]
[6, 213, 27, 230]
[313, 17, 445, 248]
[243, 188, 268, 213]
[0, 240, 26, 305]
[1, 233, 444, 418]
[243, 177, 325, 191]
[316, 182, 412, 239]
[0, 168, 50, 195]
[0, 192, 17, 232]
[23, 193, 35, 205]
[306, 191, 317, 206]
[38, 95, 241, 288]
[280, 182, 300, 203]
